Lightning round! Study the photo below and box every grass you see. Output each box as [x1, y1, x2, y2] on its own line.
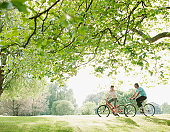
[144, 116, 170, 126]
[0, 116, 73, 132]
[0, 115, 170, 132]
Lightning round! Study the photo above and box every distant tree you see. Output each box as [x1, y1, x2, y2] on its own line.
[1, 91, 48, 116]
[46, 82, 77, 114]
[161, 102, 170, 114]
[84, 92, 105, 105]
[0, 102, 3, 115]
[81, 102, 96, 115]
[150, 102, 162, 114]
[0, 76, 48, 116]
[51, 100, 75, 115]
[30, 91, 49, 116]
[116, 89, 135, 106]
[1, 99, 31, 116]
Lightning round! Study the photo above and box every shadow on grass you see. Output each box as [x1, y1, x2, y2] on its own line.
[105, 123, 119, 131]
[144, 116, 170, 126]
[117, 117, 139, 127]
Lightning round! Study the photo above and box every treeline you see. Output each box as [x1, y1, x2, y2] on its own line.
[0, 76, 169, 116]
[0, 77, 77, 116]
[80, 90, 170, 115]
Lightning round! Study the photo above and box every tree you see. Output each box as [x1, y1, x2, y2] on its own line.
[0, 0, 169, 96]
[1, 93, 49, 116]
[161, 102, 170, 114]
[150, 102, 161, 114]
[51, 100, 75, 115]
[83, 92, 105, 105]
[0, 76, 48, 116]
[46, 82, 77, 114]
[81, 101, 96, 115]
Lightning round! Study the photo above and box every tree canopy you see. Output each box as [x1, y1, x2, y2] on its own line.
[0, 0, 170, 96]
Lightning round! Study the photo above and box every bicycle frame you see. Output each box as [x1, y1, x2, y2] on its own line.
[105, 101, 123, 113]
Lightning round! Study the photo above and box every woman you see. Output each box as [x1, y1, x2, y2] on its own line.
[107, 85, 118, 115]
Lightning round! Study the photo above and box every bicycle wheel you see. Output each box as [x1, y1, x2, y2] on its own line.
[97, 105, 110, 117]
[125, 104, 136, 117]
[143, 103, 155, 116]
[117, 105, 125, 115]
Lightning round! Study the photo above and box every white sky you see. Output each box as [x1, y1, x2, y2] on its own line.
[67, 66, 170, 108]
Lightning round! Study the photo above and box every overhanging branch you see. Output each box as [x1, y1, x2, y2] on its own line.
[132, 28, 170, 43]
[23, 0, 61, 48]
[124, 1, 142, 45]
[29, 0, 61, 19]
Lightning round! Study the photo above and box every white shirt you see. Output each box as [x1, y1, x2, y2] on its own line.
[108, 90, 117, 98]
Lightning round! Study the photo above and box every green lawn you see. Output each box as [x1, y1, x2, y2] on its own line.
[0, 114, 170, 132]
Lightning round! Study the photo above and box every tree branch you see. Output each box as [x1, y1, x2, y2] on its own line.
[132, 28, 170, 43]
[29, 0, 61, 19]
[106, 28, 121, 45]
[42, 11, 49, 32]
[23, 0, 61, 48]
[77, 0, 93, 28]
[76, 31, 103, 68]
[23, 18, 37, 48]
[59, 37, 76, 51]
[124, 1, 142, 45]
[1, 42, 20, 51]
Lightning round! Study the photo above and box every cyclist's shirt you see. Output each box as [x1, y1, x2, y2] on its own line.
[136, 87, 147, 97]
[107, 90, 117, 99]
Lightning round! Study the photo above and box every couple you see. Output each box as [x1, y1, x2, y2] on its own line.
[107, 83, 147, 115]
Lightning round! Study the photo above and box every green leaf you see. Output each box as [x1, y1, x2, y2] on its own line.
[137, 61, 143, 66]
[11, 0, 28, 3]
[0, 2, 10, 10]
[11, 1, 28, 13]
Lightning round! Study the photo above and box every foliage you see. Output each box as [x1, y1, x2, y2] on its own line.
[116, 89, 135, 105]
[151, 102, 162, 114]
[46, 82, 77, 114]
[0, 89, 49, 116]
[51, 100, 75, 115]
[1, 75, 47, 99]
[0, 0, 28, 13]
[161, 102, 170, 114]
[0, 80, 77, 116]
[0, 0, 170, 96]
[83, 92, 105, 105]
[81, 101, 96, 115]
[0, 76, 48, 116]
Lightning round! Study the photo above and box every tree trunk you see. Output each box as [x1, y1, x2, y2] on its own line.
[0, 68, 4, 96]
[32, 99, 34, 116]
[0, 53, 7, 97]
[12, 100, 15, 116]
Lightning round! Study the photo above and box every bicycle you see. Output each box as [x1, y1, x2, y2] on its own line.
[97, 99, 125, 117]
[125, 98, 155, 117]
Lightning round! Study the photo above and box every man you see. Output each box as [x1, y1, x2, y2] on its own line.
[131, 83, 147, 113]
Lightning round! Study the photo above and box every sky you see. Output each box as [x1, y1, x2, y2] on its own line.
[67, 66, 170, 108]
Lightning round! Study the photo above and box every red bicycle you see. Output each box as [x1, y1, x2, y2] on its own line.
[97, 99, 125, 117]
